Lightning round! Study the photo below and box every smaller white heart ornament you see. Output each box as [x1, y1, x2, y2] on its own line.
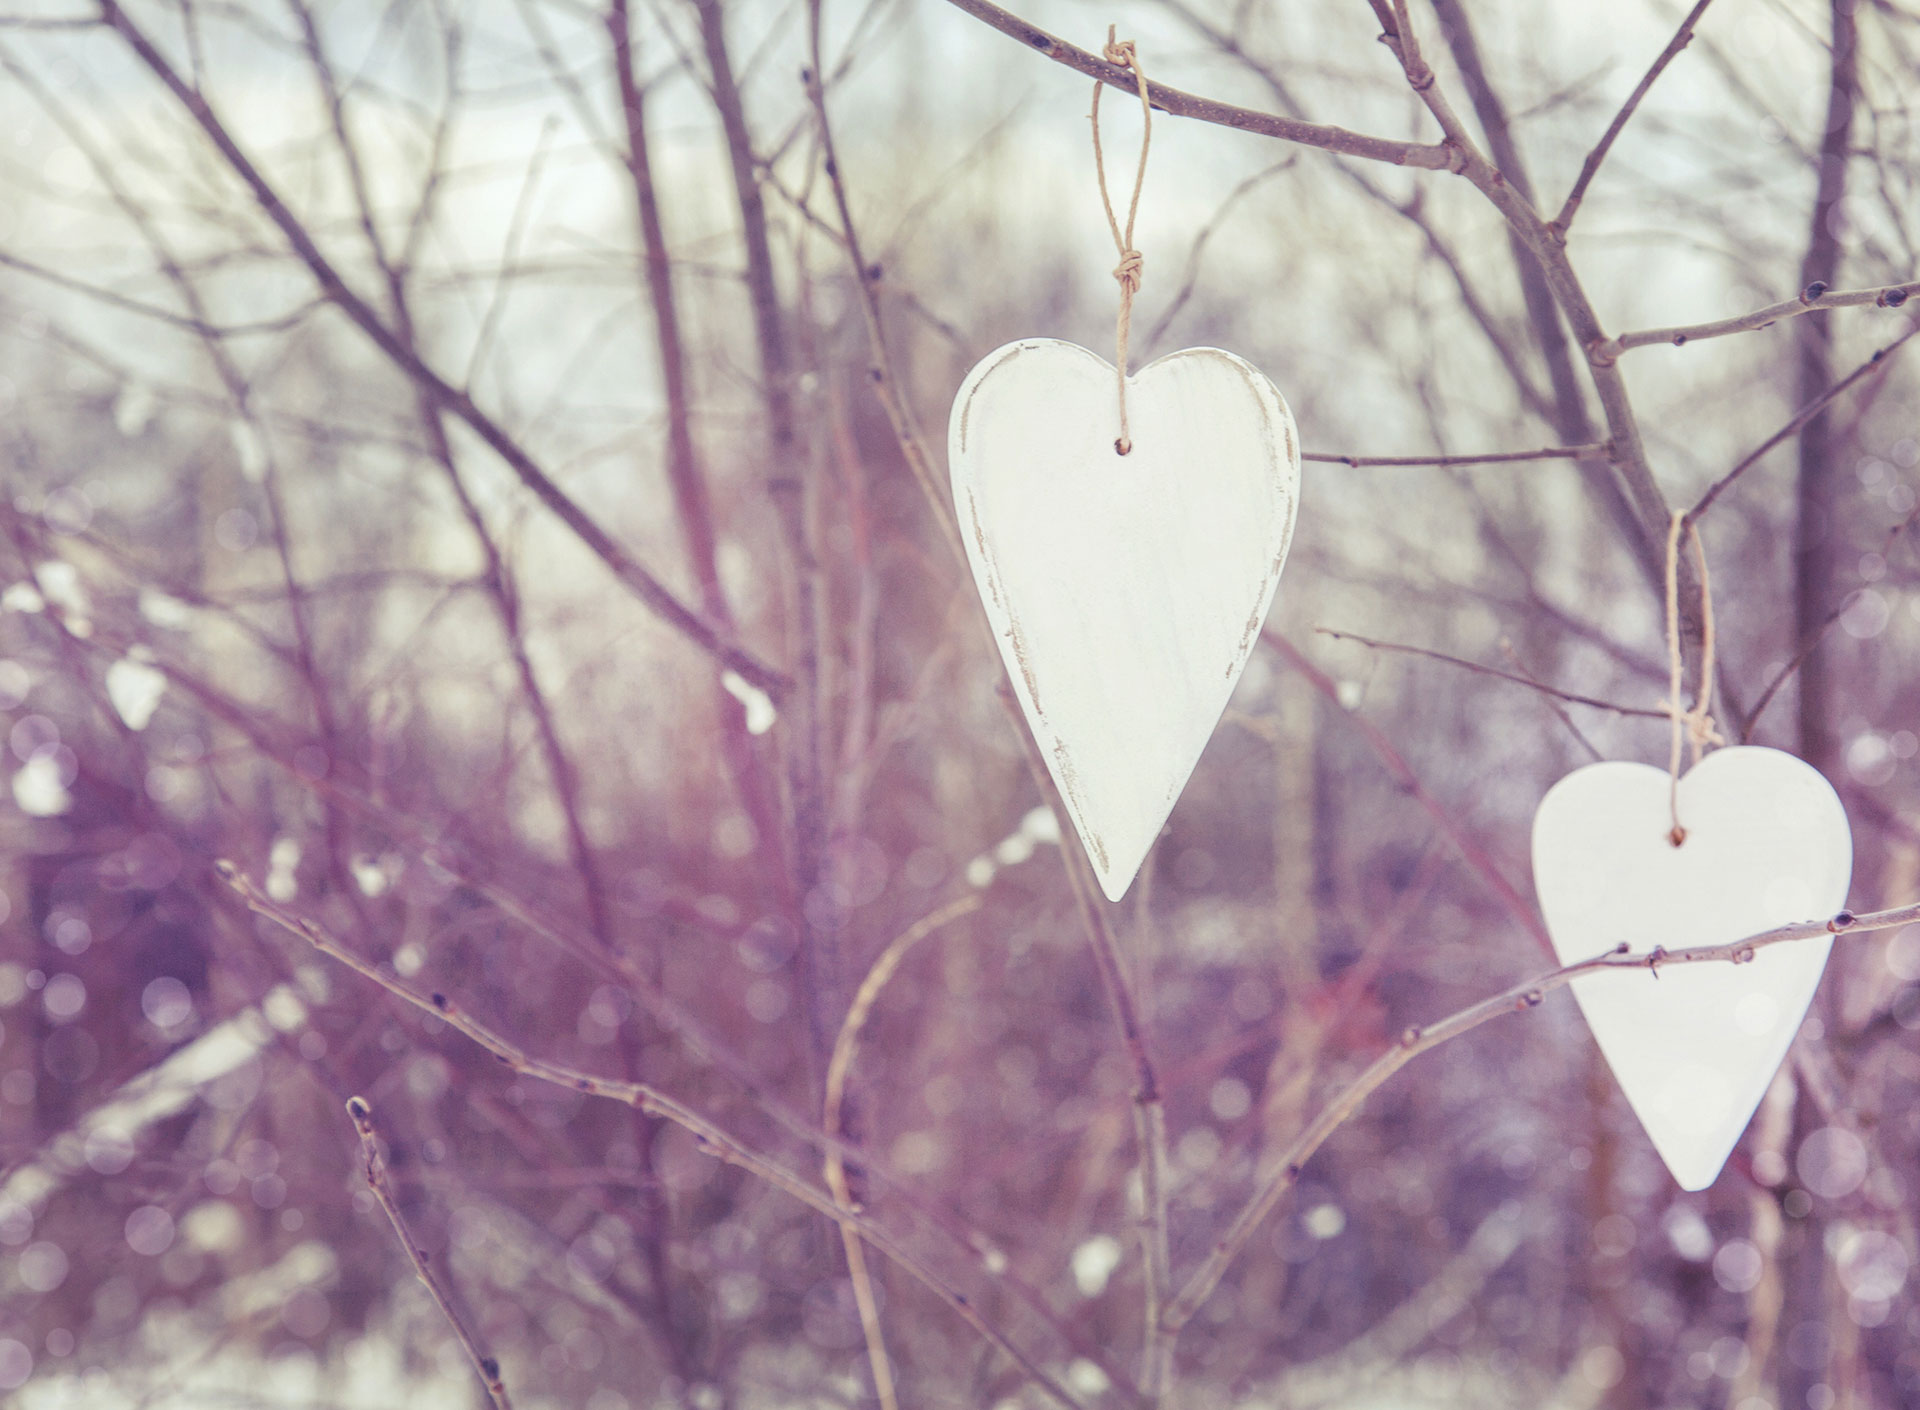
[949, 339, 1301, 901]
[1531, 745, 1851, 1190]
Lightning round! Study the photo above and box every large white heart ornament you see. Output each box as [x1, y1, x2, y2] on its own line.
[949, 339, 1301, 901]
[1531, 746, 1851, 1190]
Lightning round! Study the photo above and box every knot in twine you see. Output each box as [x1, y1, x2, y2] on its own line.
[1091, 26, 1153, 454]
[1662, 511, 1723, 846]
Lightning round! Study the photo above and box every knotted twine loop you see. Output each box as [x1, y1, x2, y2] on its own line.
[1090, 25, 1153, 455]
[1661, 511, 1724, 845]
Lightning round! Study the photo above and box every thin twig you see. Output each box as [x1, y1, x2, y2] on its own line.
[1316, 628, 1667, 718]
[1742, 503, 1920, 740]
[1266, 632, 1554, 958]
[823, 896, 984, 1410]
[0, 246, 321, 336]
[1594, 279, 1919, 361]
[612, 0, 730, 628]
[1302, 443, 1610, 468]
[1141, 156, 1296, 352]
[1551, 0, 1717, 234]
[223, 869, 1089, 1410]
[1688, 322, 1918, 522]
[1742, 610, 1845, 743]
[1161, 898, 1918, 1333]
[1495, 638, 1605, 763]
[1371, 0, 1476, 155]
[1419, 0, 1644, 550]
[346, 1096, 513, 1410]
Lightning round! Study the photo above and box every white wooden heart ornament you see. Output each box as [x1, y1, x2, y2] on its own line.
[949, 338, 1301, 901]
[1531, 745, 1851, 1190]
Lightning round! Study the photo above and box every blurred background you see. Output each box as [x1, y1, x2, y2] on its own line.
[0, 0, 1916, 1406]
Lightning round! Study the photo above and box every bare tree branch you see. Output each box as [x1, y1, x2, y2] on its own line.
[346, 1096, 515, 1410]
[1742, 499, 1920, 740]
[1595, 279, 1918, 360]
[1162, 897, 1916, 1333]
[1315, 627, 1669, 718]
[1551, 0, 1717, 234]
[1304, 443, 1611, 468]
[937, 0, 1456, 169]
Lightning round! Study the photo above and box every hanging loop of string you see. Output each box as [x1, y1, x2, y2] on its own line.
[1090, 25, 1153, 455]
[1661, 511, 1724, 845]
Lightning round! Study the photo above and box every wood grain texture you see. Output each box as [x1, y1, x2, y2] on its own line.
[951, 340, 1301, 900]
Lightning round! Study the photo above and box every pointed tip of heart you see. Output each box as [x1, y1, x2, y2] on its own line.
[1089, 841, 1135, 902]
[1670, 1163, 1722, 1194]
[1648, 1101, 1757, 1193]
[1088, 827, 1159, 903]
[1643, 1121, 1736, 1191]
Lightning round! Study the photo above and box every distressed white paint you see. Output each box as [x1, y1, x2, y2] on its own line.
[950, 339, 1301, 901]
[1531, 746, 1851, 1191]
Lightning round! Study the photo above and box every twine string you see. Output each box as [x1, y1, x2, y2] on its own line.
[1661, 511, 1724, 845]
[1090, 26, 1153, 455]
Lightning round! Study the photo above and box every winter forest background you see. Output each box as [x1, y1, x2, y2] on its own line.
[0, 0, 1917, 1406]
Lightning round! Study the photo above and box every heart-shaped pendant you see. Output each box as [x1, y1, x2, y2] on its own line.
[949, 339, 1301, 901]
[1531, 745, 1851, 1190]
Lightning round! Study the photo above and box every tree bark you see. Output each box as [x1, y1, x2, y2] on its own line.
[1793, 0, 1860, 772]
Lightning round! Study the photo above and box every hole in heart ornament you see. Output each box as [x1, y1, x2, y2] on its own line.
[949, 339, 1302, 901]
[1530, 745, 1852, 1190]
